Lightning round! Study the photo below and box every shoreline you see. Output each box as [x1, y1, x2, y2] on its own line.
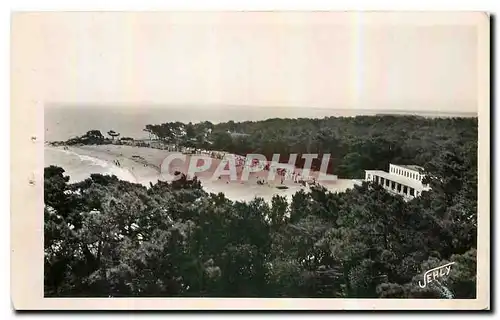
[45, 144, 361, 202]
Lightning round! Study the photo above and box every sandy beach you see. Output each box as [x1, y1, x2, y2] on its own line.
[53, 144, 361, 203]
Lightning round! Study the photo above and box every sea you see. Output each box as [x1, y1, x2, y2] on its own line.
[44, 105, 477, 184]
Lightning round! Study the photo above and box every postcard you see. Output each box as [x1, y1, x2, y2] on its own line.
[10, 11, 490, 310]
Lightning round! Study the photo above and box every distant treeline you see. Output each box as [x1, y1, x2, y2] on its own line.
[143, 116, 477, 178]
[49, 115, 478, 178]
[50, 130, 135, 146]
[51, 116, 477, 180]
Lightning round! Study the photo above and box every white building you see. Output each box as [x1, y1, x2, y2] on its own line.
[365, 164, 431, 200]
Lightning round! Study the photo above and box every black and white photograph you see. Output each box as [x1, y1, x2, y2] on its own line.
[10, 11, 490, 310]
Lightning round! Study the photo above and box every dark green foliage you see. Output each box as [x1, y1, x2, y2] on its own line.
[65, 130, 105, 145]
[145, 116, 477, 178]
[44, 116, 477, 298]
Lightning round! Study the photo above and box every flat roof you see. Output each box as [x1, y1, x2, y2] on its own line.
[392, 164, 424, 172]
[365, 170, 429, 190]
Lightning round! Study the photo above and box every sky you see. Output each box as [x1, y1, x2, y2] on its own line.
[14, 12, 485, 112]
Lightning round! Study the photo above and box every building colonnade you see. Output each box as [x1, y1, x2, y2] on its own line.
[366, 172, 421, 198]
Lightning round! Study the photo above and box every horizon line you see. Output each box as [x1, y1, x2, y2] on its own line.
[46, 103, 478, 115]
